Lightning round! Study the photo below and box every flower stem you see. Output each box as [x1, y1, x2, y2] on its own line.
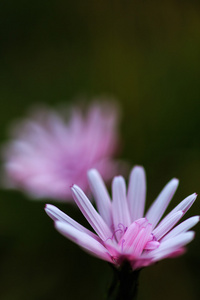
[106, 262, 141, 300]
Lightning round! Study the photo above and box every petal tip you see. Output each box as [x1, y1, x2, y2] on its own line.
[134, 165, 145, 170]
[131, 165, 145, 175]
[172, 178, 179, 185]
[71, 184, 79, 191]
[87, 168, 98, 176]
[113, 175, 124, 182]
[44, 203, 53, 211]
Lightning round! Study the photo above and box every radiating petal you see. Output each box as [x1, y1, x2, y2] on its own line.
[166, 193, 197, 217]
[87, 169, 112, 228]
[45, 204, 99, 240]
[153, 211, 183, 240]
[55, 221, 112, 262]
[44, 164, 199, 270]
[71, 185, 112, 241]
[145, 178, 179, 229]
[127, 166, 146, 222]
[152, 232, 195, 261]
[112, 176, 131, 236]
[144, 231, 195, 260]
[162, 216, 200, 242]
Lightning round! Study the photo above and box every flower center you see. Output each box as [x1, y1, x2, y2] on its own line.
[117, 218, 159, 256]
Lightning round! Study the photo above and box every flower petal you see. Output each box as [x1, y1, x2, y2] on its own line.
[153, 211, 183, 240]
[127, 166, 146, 222]
[55, 221, 112, 262]
[118, 222, 140, 250]
[71, 185, 112, 241]
[45, 204, 99, 240]
[112, 176, 131, 234]
[162, 216, 200, 242]
[145, 178, 179, 229]
[87, 169, 112, 228]
[134, 224, 152, 256]
[166, 193, 197, 217]
[144, 231, 195, 261]
[129, 224, 152, 256]
[153, 232, 195, 261]
[144, 241, 160, 250]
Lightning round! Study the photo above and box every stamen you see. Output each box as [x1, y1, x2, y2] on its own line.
[118, 223, 128, 233]
[112, 223, 127, 241]
[105, 229, 121, 242]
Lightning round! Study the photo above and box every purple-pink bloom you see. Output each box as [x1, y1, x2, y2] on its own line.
[3, 102, 119, 201]
[45, 166, 199, 270]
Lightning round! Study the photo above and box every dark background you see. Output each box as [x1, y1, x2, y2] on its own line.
[0, 1, 200, 299]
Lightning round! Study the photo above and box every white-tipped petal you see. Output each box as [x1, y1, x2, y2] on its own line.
[112, 176, 131, 232]
[45, 204, 99, 240]
[145, 178, 179, 229]
[142, 231, 195, 260]
[55, 221, 112, 262]
[71, 185, 112, 241]
[162, 216, 200, 242]
[87, 169, 112, 228]
[153, 211, 183, 240]
[166, 193, 197, 217]
[127, 166, 146, 222]
[150, 231, 195, 261]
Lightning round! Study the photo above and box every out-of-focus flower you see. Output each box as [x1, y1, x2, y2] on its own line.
[2, 102, 119, 201]
[45, 166, 199, 270]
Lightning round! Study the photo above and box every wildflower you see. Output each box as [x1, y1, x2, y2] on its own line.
[45, 166, 199, 270]
[3, 102, 119, 201]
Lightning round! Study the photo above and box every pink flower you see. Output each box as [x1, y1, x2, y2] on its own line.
[45, 166, 199, 270]
[3, 102, 119, 201]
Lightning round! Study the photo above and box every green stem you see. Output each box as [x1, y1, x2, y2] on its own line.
[106, 262, 141, 300]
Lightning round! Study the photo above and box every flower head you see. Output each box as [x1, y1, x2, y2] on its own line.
[3, 102, 119, 201]
[45, 166, 199, 270]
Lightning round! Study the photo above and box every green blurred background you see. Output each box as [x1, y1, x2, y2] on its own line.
[0, 0, 200, 299]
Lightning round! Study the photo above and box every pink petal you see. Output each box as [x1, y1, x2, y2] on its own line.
[87, 169, 112, 228]
[129, 224, 152, 256]
[112, 176, 131, 238]
[166, 193, 197, 217]
[71, 185, 112, 241]
[118, 222, 140, 250]
[144, 241, 160, 250]
[145, 178, 179, 229]
[144, 231, 195, 261]
[162, 216, 200, 242]
[45, 204, 99, 240]
[153, 211, 183, 240]
[127, 166, 146, 222]
[55, 221, 112, 262]
[134, 224, 152, 256]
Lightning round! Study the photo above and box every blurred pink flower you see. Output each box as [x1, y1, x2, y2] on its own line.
[45, 166, 199, 270]
[3, 102, 120, 201]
